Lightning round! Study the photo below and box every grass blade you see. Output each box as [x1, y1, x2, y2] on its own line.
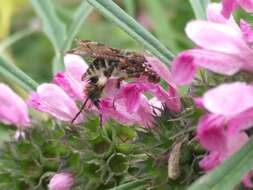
[189, 0, 210, 20]
[187, 137, 253, 190]
[87, 0, 175, 66]
[123, 0, 135, 16]
[62, 1, 93, 51]
[0, 56, 38, 92]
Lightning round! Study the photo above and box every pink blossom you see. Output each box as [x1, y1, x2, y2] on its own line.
[0, 83, 30, 127]
[222, 0, 253, 18]
[27, 83, 83, 124]
[171, 3, 253, 85]
[196, 82, 253, 186]
[48, 172, 74, 190]
[53, 54, 88, 100]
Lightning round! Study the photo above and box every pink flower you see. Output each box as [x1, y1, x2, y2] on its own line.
[171, 3, 253, 85]
[27, 83, 83, 124]
[0, 83, 30, 127]
[222, 0, 253, 18]
[196, 82, 253, 187]
[53, 54, 88, 101]
[48, 172, 74, 190]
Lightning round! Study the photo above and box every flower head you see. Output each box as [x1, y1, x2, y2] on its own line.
[196, 82, 253, 186]
[172, 3, 253, 85]
[0, 83, 30, 127]
[48, 172, 74, 190]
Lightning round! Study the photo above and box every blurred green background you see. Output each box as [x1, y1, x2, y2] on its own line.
[0, 0, 193, 84]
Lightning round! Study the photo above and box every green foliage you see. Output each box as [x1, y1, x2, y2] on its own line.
[0, 106, 202, 190]
[0, 56, 38, 91]
[189, 0, 210, 20]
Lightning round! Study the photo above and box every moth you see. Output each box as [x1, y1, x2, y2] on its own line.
[67, 40, 160, 124]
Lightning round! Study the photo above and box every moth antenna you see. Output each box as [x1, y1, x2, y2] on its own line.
[71, 97, 89, 125]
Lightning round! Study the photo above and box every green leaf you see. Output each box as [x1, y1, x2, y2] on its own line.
[108, 178, 149, 190]
[187, 137, 253, 190]
[0, 56, 38, 92]
[87, 0, 174, 66]
[189, 0, 210, 20]
[62, 1, 93, 51]
[144, 0, 178, 52]
[30, 0, 66, 51]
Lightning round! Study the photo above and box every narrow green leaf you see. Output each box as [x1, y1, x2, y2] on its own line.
[62, 1, 93, 51]
[144, 0, 178, 52]
[0, 56, 38, 92]
[189, 0, 210, 20]
[30, 0, 66, 51]
[188, 137, 253, 190]
[87, 0, 174, 66]
[0, 28, 36, 54]
[108, 179, 149, 190]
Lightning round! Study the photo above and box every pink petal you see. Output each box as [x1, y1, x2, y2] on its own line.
[0, 83, 30, 127]
[115, 83, 142, 113]
[99, 99, 142, 125]
[203, 82, 253, 116]
[64, 54, 88, 81]
[48, 172, 74, 190]
[242, 170, 253, 188]
[221, 0, 238, 18]
[238, 0, 253, 12]
[28, 83, 83, 123]
[53, 72, 85, 101]
[145, 56, 172, 84]
[228, 107, 253, 133]
[207, 3, 240, 29]
[187, 49, 243, 75]
[240, 19, 253, 43]
[199, 151, 221, 171]
[193, 97, 204, 108]
[171, 53, 197, 85]
[197, 114, 227, 153]
[185, 21, 248, 55]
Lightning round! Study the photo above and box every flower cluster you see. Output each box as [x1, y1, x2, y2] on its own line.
[172, 2, 253, 188]
[27, 54, 181, 128]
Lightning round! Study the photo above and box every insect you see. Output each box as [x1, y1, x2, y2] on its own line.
[67, 40, 160, 125]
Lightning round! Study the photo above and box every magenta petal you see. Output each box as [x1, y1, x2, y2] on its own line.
[203, 82, 253, 116]
[53, 72, 84, 101]
[221, 0, 238, 18]
[238, 0, 253, 12]
[242, 170, 253, 188]
[240, 19, 253, 43]
[0, 83, 30, 127]
[228, 108, 253, 133]
[115, 83, 143, 113]
[145, 56, 172, 83]
[171, 53, 197, 85]
[197, 114, 227, 152]
[28, 84, 83, 123]
[199, 151, 221, 171]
